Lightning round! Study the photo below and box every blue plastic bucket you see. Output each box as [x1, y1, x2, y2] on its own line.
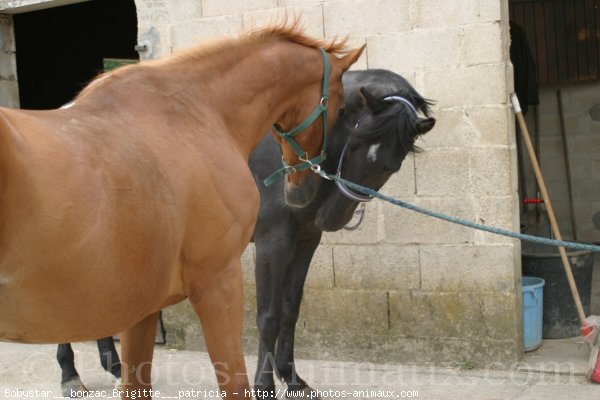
[522, 276, 545, 352]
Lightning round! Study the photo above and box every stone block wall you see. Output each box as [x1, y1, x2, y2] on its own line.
[137, 0, 522, 366]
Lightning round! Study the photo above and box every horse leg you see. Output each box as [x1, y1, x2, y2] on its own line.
[275, 233, 322, 400]
[254, 237, 294, 400]
[97, 336, 121, 384]
[57, 343, 88, 397]
[185, 259, 250, 400]
[119, 312, 158, 399]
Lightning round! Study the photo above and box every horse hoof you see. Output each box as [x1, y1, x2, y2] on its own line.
[286, 386, 320, 400]
[61, 377, 88, 398]
[114, 378, 122, 390]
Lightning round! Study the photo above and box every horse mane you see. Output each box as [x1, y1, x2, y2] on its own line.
[345, 70, 434, 154]
[246, 19, 351, 56]
[169, 18, 351, 65]
[73, 19, 348, 104]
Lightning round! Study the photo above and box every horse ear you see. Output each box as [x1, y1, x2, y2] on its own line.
[416, 117, 436, 135]
[359, 87, 388, 114]
[338, 44, 366, 71]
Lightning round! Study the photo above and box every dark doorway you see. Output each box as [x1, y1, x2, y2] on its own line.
[13, 0, 138, 110]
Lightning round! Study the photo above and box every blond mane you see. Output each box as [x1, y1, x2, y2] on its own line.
[169, 18, 351, 64]
[75, 19, 349, 102]
[246, 19, 350, 56]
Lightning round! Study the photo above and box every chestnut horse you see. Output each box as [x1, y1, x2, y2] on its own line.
[0, 23, 363, 399]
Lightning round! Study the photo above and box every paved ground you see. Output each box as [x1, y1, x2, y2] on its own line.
[0, 340, 598, 400]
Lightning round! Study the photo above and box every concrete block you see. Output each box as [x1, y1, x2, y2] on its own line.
[292, 329, 520, 366]
[421, 64, 508, 108]
[479, 0, 508, 23]
[304, 244, 335, 289]
[465, 105, 511, 146]
[415, 108, 475, 149]
[278, 0, 323, 5]
[382, 196, 476, 244]
[169, 15, 244, 50]
[0, 81, 19, 108]
[470, 147, 513, 196]
[460, 23, 503, 66]
[367, 28, 459, 72]
[415, 148, 471, 196]
[136, 0, 206, 29]
[161, 300, 203, 351]
[0, 57, 15, 82]
[202, 0, 278, 17]
[299, 288, 389, 334]
[323, 0, 411, 38]
[242, 4, 324, 38]
[419, 244, 516, 292]
[0, 14, 14, 50]
[417, 105, 511, 148]
[473, 196, 518, 244]
[389, 290, 518, 340]
[333, 244, 420, 290]
[241, 244, 255, 286]
[411, 0, 499, 28]
[321, 201, 380, 244]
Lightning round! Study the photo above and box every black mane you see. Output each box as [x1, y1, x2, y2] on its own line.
[342, 69, 433, 154]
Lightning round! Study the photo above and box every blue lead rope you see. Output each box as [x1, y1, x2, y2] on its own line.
[316, 170, 600, 253]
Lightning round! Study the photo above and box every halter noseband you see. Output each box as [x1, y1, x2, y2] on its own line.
[263, 48, 331, 187]
[335, 94, 418, 203]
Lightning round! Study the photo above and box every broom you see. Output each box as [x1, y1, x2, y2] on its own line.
[511, 94, 600, 383]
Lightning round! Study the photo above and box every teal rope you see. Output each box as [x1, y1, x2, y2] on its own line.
[318, 170, 600, 253]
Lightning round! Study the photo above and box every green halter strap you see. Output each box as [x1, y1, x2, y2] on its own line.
[263, 48, 331, 187]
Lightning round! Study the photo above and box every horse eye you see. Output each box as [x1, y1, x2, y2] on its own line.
[338, 108, 345, 117]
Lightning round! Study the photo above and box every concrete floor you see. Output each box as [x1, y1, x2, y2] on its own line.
[0, 341, 598, 400]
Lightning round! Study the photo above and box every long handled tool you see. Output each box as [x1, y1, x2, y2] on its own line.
[557, 90, 578, 241]
[511, 93, 587, 324]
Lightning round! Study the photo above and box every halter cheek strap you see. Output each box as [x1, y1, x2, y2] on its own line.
[263, 48, 331, 187]
[334, 94, 418, 203]
[335, 143, 373, 202]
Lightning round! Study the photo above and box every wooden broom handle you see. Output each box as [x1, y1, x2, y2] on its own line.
[511, 94, 587, 324]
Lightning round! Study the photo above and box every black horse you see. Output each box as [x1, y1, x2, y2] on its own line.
[250, 69, 435, 399]
[57, 338, 121, 397]
[55, 69, 434, 398]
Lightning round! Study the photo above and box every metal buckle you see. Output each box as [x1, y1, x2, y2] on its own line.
[284, 165, 297, 174]
[320, 96, 329, 108]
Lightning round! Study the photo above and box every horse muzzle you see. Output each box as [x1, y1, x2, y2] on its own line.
[284, 172, 320, 208]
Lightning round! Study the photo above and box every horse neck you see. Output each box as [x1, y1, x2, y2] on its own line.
[170, 41, 325, 158]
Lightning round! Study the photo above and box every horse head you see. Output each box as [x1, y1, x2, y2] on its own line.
[315, 74, 435, 231]
[269, 45, 364, 208]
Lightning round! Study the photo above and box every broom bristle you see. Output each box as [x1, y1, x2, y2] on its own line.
[587, 332, 600, 383]
[592, 351, 600, 383]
